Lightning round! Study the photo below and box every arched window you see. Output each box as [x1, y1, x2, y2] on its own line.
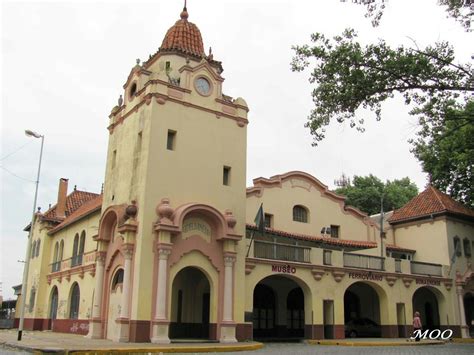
[79, 231, 86, 256]
[59, 240, 64, 261]
[69, 283, 80, 319]
[50, 287, 59, 320]
[72, 233, 79, 257]
[293, 205, 309, 223]
[31, 241, 36, 258]
[464, 238, 472, 257]
[112, 269, 124, 290]
[53, 242, 59, 263]
[35, 239, 41, 257]
[29, 287, 36, 313]
[454, 236, 462, 257]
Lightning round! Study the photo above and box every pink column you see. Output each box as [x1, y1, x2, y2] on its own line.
[115, 245, 133, 342]
[87, 252, 106, 339]
[220, 254, 237, 343]
[457, 285, 469, 338]
[151, 247, 171, 344]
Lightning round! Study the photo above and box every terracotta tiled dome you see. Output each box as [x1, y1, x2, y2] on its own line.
[160, 7, 205, 58]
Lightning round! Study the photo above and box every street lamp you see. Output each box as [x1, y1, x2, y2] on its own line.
[17, 130, 44, 341]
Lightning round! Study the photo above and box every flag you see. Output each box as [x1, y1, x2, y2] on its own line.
[254, 203, 264, 233]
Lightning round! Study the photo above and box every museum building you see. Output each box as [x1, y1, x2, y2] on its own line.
[16, 6, 474, 343]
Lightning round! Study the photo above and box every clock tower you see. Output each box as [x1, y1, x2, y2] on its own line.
[90, 5, 249, 343]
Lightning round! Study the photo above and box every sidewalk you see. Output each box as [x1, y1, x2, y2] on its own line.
[0, 329, 263, 354]
[307, 338, 445, 346]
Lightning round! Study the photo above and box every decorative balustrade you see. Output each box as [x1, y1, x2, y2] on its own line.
[343, 253, 385, 271]
[254, 240, 310, 263]
[71, 254, 83, 267]
[51, 261, 61, 273]
[410, 261, 443, 276]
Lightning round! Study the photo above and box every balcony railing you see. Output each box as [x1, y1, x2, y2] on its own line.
[343, 253, 385, 271]
[71, 254, 83, 268]
[254, 240, 310, 263]
[51, 261, 61, 273]
[395, 259, 402, 273]
[410, 261, 442, 276]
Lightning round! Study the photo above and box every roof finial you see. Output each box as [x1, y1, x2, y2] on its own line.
[180, 0, 189, 20]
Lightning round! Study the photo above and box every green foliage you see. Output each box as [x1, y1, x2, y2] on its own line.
[291, 29, 473, 145]
[411, 101, 474, 207]
[335, 174, 419, 215]
[354, 0, 473, 31]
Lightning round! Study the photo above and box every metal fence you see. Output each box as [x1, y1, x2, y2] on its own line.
[254, 240, 310, 263]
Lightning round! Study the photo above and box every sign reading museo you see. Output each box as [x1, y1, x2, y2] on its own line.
[272, 264, 296, 274]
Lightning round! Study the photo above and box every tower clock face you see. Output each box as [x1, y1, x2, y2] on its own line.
[195, 77, 211, 96]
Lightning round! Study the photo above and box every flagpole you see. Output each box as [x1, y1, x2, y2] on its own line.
[246, 230, 255, 257]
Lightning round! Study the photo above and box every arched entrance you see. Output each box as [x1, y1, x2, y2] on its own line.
[106, 268, 124, 340]
[464, 292, 474, 337]
[412, 287, 440, 331]
[252, 275, 306, 341]
[170, 267, 211, 339]
[48, 286, 58, 330]
[344, 282, 382, 338]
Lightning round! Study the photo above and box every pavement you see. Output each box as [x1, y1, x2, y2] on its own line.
[0, 329, 262, 354]
[1, 329, 473, 354]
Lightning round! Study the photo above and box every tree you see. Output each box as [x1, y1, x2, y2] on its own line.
[291, 28, 473, 205]
[291, 29, 473, 145]
[347, 0, 473, 31]
[335, 174, 419, 215]
[411, 101, 474, 207]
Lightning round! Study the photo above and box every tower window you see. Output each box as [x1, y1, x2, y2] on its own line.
[129, 82, 137, 98]
[330, 225, 340, 238]
[112, 150, 117, 169]
[165, 61, 171, 71]
[167, 130, 176, 150]
[223, 166, 231, 186]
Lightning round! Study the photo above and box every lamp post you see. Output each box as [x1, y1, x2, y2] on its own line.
[17, 130, 44, 341]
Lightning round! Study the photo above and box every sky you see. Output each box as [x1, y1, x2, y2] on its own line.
[1, 0, 472, 299]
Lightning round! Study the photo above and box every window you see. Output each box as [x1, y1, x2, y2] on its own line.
[35, 239, 41, 257]
[79, 231, 85, 254]
[112, 269, 124, 290]
[464, 238, 471, 257]
[167, 130, 176, 150]
[129, 82, 137, 98]
[165, 61, 171, 71]
[323, 250, 332, 265]
[31, 241, 36, 259]
[330, 225, 340, 238]
[264, 213, 273, 228]
[29, 287, 36, 313]
[69, 283, 80, 319]
[454, 237, 462, 257]
[59, 240, 64, 261]
[112, 150, 117, 169]
[223, 166, 231, 186]
[293, 205, 308, 223]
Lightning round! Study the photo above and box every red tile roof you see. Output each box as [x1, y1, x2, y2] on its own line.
[48, 195, 102, 235]
[389, 186, 474, 224]
[246, 224, 377, 249]
[41, 190, 100, 223]
[386, 244, 416, 253]
[160, 8, 205, 58]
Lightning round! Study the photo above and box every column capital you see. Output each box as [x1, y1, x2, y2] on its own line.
[158, 248, 172, 260]
[96, 251, 107, 265]
[122, 243, 134, 260]
[224, 254, 236, 266]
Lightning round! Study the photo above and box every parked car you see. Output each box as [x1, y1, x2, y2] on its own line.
[345, 318, 381, 338]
